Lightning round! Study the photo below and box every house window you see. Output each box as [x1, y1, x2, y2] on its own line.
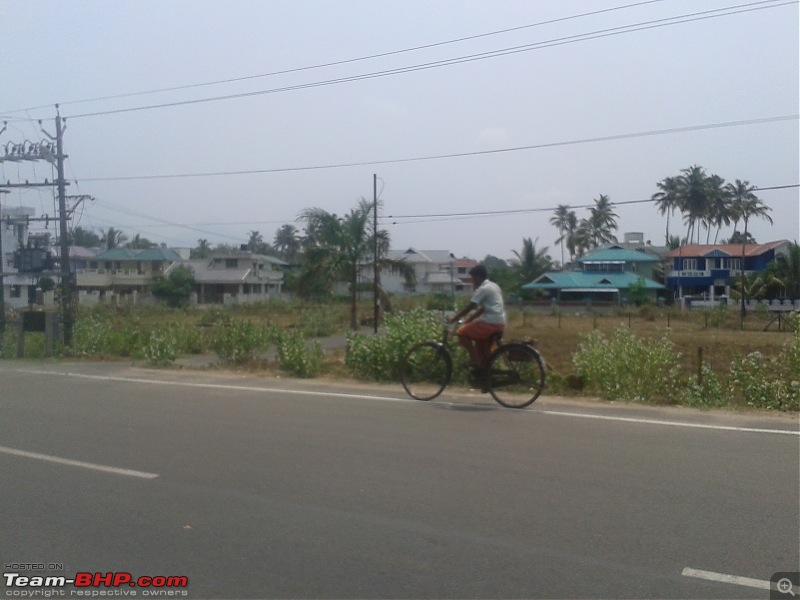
[104, 261, 112, 271]
[89, 261, 98, 269]
[683, 258, 697, 270]
[728, 258, 741, 270]
[10, 285, 21, 298]
[225, 259, 237, 268]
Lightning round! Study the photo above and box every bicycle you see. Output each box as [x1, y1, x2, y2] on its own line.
[401, 322, 546, 408]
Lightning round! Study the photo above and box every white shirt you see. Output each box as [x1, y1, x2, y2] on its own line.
[470, 279, 506, 324]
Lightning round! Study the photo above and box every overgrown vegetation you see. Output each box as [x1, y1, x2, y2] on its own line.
[2, 300, 797, 411]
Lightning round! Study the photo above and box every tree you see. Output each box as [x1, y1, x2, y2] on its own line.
[273, 224, 301, 262]
[247, 230, 268, 254]
[774, 241, 800, 299]
[126, 233, 157, 250]
[549, 205, 575, 268]
[192, 239, 212, 259]
[69, 226, 101, 248]
[512, 237, 552, 286]
[150, 265, 195, 308]
[652, 176, 681, 245]
[577, 194, 618, 249]
[100, 227, 127, 250]
[705, 174, 730, 243]
[297, 199, 414, 330]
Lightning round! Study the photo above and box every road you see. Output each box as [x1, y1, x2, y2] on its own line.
[1, 361, 798, 599]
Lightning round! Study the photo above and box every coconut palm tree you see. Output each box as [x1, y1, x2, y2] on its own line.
[273, 224, 301, 262]
[193, 238, 212, 259]
[126, 233, 157, 250]
[298, 199, 414, 330]
[579, 194, 618, 248]
[652, 176, 681, 245]
[774, 242, 800, 299]
[512, 237, 552, 286]
[726, 181, 772, 316]
[704, 174, 730, 244]
[100, 227, 127, 250]
[549, 204, 573, 268]
[676, 165, 713, 244]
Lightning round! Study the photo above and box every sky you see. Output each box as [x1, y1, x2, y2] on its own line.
[1, 0, 798, 263]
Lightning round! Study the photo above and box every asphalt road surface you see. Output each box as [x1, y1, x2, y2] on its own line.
[2, 361, 798, 599]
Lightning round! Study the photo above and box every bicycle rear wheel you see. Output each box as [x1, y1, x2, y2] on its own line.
[487, 343, 546, 408]
[401, 342, 452, 401]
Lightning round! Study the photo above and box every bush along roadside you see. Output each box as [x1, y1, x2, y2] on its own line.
[276, 329, 324, 378]
[573, 326, 799, 411]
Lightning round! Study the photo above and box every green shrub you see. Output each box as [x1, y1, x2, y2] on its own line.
[729, 346, 799, 411]
[298, 307, 339, 338]
[346, 308, 442, 381]
[276, 330, 323, 378]
[572, 328, 682, 402]
[211, 319, 275, 364]
[679, 363, 726, 407]
[72, 315, 111, 356]
[143, 328, 179, 366]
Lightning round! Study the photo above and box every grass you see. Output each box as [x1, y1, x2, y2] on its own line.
[504, 307, 794, 382]
[3, 299, 796, 409]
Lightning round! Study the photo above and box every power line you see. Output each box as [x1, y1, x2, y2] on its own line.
[77, 114, 799, 182]
[61, 0, 794, 120]
[383, 184, 800, 225]
[3, 0, 667, 115]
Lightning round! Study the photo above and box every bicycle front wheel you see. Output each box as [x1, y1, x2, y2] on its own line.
[487, 343, 546, 408]
[401, 342, 452, 401]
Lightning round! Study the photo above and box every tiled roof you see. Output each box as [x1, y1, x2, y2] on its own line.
[664, 240, 790, 258]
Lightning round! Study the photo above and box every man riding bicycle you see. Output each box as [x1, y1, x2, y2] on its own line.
[448, 264, 506, 373]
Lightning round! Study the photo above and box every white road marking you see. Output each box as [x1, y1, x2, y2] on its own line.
[542, 409, 800, 436]
[0, 445, 159, 479]
[682, 567, 780, 591]
[6, 367, 800, 435]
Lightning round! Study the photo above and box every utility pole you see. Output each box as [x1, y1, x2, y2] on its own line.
[373, 174, 379, 334]
[39, 107, 72, 346]
[0, 190, 7, 343]
[0, 112, 71, 346]
[0, 121, 6, 343]
[55, 111, 72, 346]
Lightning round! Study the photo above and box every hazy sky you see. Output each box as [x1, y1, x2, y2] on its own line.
[2, 0, 798, 262]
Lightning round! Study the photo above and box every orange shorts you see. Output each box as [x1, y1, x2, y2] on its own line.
[456, 320, 505, 341]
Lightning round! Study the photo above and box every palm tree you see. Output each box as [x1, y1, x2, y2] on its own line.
[193, 238, 212, 259]
[100, 227, 127, 250]
[549, 205, 573, 268]
[579, 194, 618, 248]
[774, 242, 800, 299]
[513, 237, 552, 286]
[563, 210, 579, 262]
[127, 233, 156, 250]
[726, 181, 772, 316]
[652, 176, 681, 245]
[273, 224, 301, 262]
[676, 165, 713, 244]
[247, 230, 265, 253]
[298, 199, 414, 330]
[704, 174, 730, 244]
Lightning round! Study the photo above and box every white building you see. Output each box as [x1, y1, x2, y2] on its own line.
[0, 206, 40, 309]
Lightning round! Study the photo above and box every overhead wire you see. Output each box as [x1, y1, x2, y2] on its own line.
[61, 0, 795, 120]
[77, 114, 799, 182]
[3, 0, 668, 115]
